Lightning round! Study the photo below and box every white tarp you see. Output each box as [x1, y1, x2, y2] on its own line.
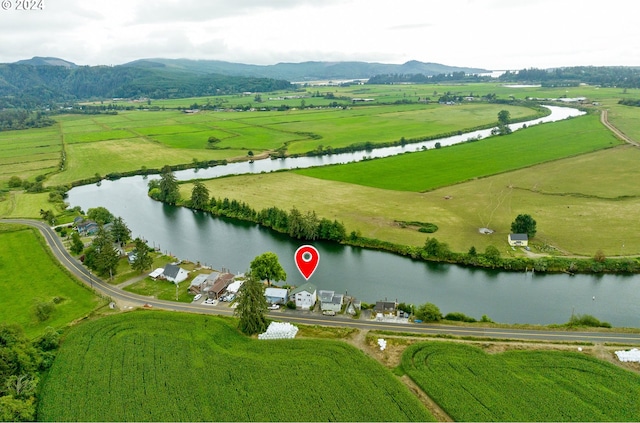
[615, 348, 640, 362]
[258, 322, 298, 340]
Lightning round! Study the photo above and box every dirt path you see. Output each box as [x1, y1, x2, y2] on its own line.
[344, 330, 454, 422]
[601, 109, 639, 147]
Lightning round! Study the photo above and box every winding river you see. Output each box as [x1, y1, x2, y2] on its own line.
[67, 106, 640, 327]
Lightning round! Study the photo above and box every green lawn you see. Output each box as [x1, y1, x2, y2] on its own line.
[38, 311, 434, 422]
[401, 341, 640, 421]
[295, 113, 620, 191]
[0, 225, 101, 336]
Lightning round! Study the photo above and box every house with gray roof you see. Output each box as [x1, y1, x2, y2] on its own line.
[318, 290, 344, 313]
[289, 282, 317, 310]
[508, 233, 529, 247]
[162, 263, 188, 284]
[265, 287, 288, 305]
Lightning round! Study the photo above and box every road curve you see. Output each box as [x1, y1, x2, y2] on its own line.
[3, 218, 640, 345]
[601, 109, 639, 147]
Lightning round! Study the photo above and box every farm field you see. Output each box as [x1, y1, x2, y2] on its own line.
[37, 311, 435, 422]
[0, 224, 101, 336]
[183, 115, 638, 255]
[295, 113, 620, 191]
[401, 341, 640, 421]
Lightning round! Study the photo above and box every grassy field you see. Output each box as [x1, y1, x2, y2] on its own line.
[37, 311, 434, 422]
[183, 114, 637, 255]
[295, 113, 620, 191]
[401, 341, 640, 421]
[0, 224, 101, 336]
[1, 99, 541, 188]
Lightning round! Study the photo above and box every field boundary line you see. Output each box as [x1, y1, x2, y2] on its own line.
[601, 109, 639, 147]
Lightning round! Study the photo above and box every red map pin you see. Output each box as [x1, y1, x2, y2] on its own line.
[294, 245, 320, 280]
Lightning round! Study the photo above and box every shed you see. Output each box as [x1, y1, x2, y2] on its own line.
[508, 233, 529, 247]
[149, 267, 164, 279]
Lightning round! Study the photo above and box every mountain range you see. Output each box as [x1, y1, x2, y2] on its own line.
[13, 56, 488, 81]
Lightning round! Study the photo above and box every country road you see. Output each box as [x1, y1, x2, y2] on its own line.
[3, 218, 640, 345]
[601, 109, 640, 147]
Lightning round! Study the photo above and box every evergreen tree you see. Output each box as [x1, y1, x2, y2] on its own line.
[70, 231, 84, 255]
[158, 165, 180, 204]
[190, 181, 210, 210]
[110, 216, 131, 246]
[234, 272, 269, 335]
[131, 238, 153, 274]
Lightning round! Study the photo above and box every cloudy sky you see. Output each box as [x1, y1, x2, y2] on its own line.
[0, 0, 637, 70]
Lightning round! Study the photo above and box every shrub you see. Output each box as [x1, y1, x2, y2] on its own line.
[444, 312, 477, 323]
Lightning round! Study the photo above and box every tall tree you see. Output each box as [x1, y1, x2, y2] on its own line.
[158, 165, 180, 204]
[88, 226, 119, 279]
[110, 216, 131, 246]
[511, 214, 537, 238]
[250, 252, 287, 286]
[131, 238, 153, 274]
[70, 231, 84, 255]
[87, 206, 114, 224]
[190, 181, 210, 210]
[234, 272, 269, 335]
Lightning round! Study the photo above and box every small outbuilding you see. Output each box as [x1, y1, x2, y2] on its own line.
[508, 233, 529, 247]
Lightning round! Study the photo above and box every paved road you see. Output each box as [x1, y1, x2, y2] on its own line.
[3, 218, 640, 345]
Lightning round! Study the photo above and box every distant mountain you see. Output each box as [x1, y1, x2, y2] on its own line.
[123, 58, 489, 81]
[14, 56, 78, 69]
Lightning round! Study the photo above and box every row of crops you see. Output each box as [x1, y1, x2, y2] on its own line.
[401, 342, 640, 421]
[37, 311, 434, 421]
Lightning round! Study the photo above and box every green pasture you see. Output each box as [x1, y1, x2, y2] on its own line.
[296, 113, 620, 191]
[0, 225, 101, 337]
[0, 125, 62, 188]
[38, 311, 434, 422]
[401, 341, 640, 421]
[64, 129, 137, 144]
[191, 141, 640, 256]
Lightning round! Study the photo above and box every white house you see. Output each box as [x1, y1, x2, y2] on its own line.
[264, 287, 288, 305]
[318, 290, 344, 313]
[289, 282, 317, 310]
[508, 233, 529, 247]
[162, 263, 189, 284]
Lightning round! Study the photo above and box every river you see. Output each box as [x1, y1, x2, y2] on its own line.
[67, 106, 640, 327]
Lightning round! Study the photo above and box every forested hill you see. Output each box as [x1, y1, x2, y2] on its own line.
[122, 58, 488, 81]
[0, 62, 292, 108]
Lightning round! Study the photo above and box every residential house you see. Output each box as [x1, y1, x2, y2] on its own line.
[76, 220, 99, 236]
[374, 301, 397, 314]
[318, 290, 344, 313]
[265, 287, 289, 305]
[206, 272, 234, 299]
[188, 274, 210, 294]
[163, 263, 189, 284]
[289, 282, 317, 310]
[508, 233, 529, 247]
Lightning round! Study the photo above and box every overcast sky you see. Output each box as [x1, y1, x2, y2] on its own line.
[0, 0, 637, 70]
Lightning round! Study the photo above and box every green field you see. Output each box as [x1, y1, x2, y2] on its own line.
[37, 311, 434, 422]
[0, 224, 101, 336]
[401, 341, 640, 421]
[295, 113, 620, 191]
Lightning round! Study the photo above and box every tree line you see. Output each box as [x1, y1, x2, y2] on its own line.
[0, 63, 293, 108]
[0, 109, 55, 131]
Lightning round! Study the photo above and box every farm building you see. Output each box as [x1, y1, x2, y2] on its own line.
[162, 264, 189, 284]
[318, 290, 344, 313]
[265, 287, 288, 305]
[508, 233, 529, 247]
[289, 282, 317, 310]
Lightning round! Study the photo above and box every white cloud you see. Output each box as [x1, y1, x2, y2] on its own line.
[0, 0, 637, 69]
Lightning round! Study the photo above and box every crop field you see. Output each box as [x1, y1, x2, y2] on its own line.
[295, 113, 620, 192]
[37, 311, 434, 422]
[0, 224, 100, 336]
[401, 341, 640, 421]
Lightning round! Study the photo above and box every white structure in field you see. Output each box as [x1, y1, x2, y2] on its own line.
[615, 348, 640, 362]
[258, 322, 299, 340]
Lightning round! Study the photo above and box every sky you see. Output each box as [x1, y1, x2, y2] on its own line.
[0, 0, 638, 70]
